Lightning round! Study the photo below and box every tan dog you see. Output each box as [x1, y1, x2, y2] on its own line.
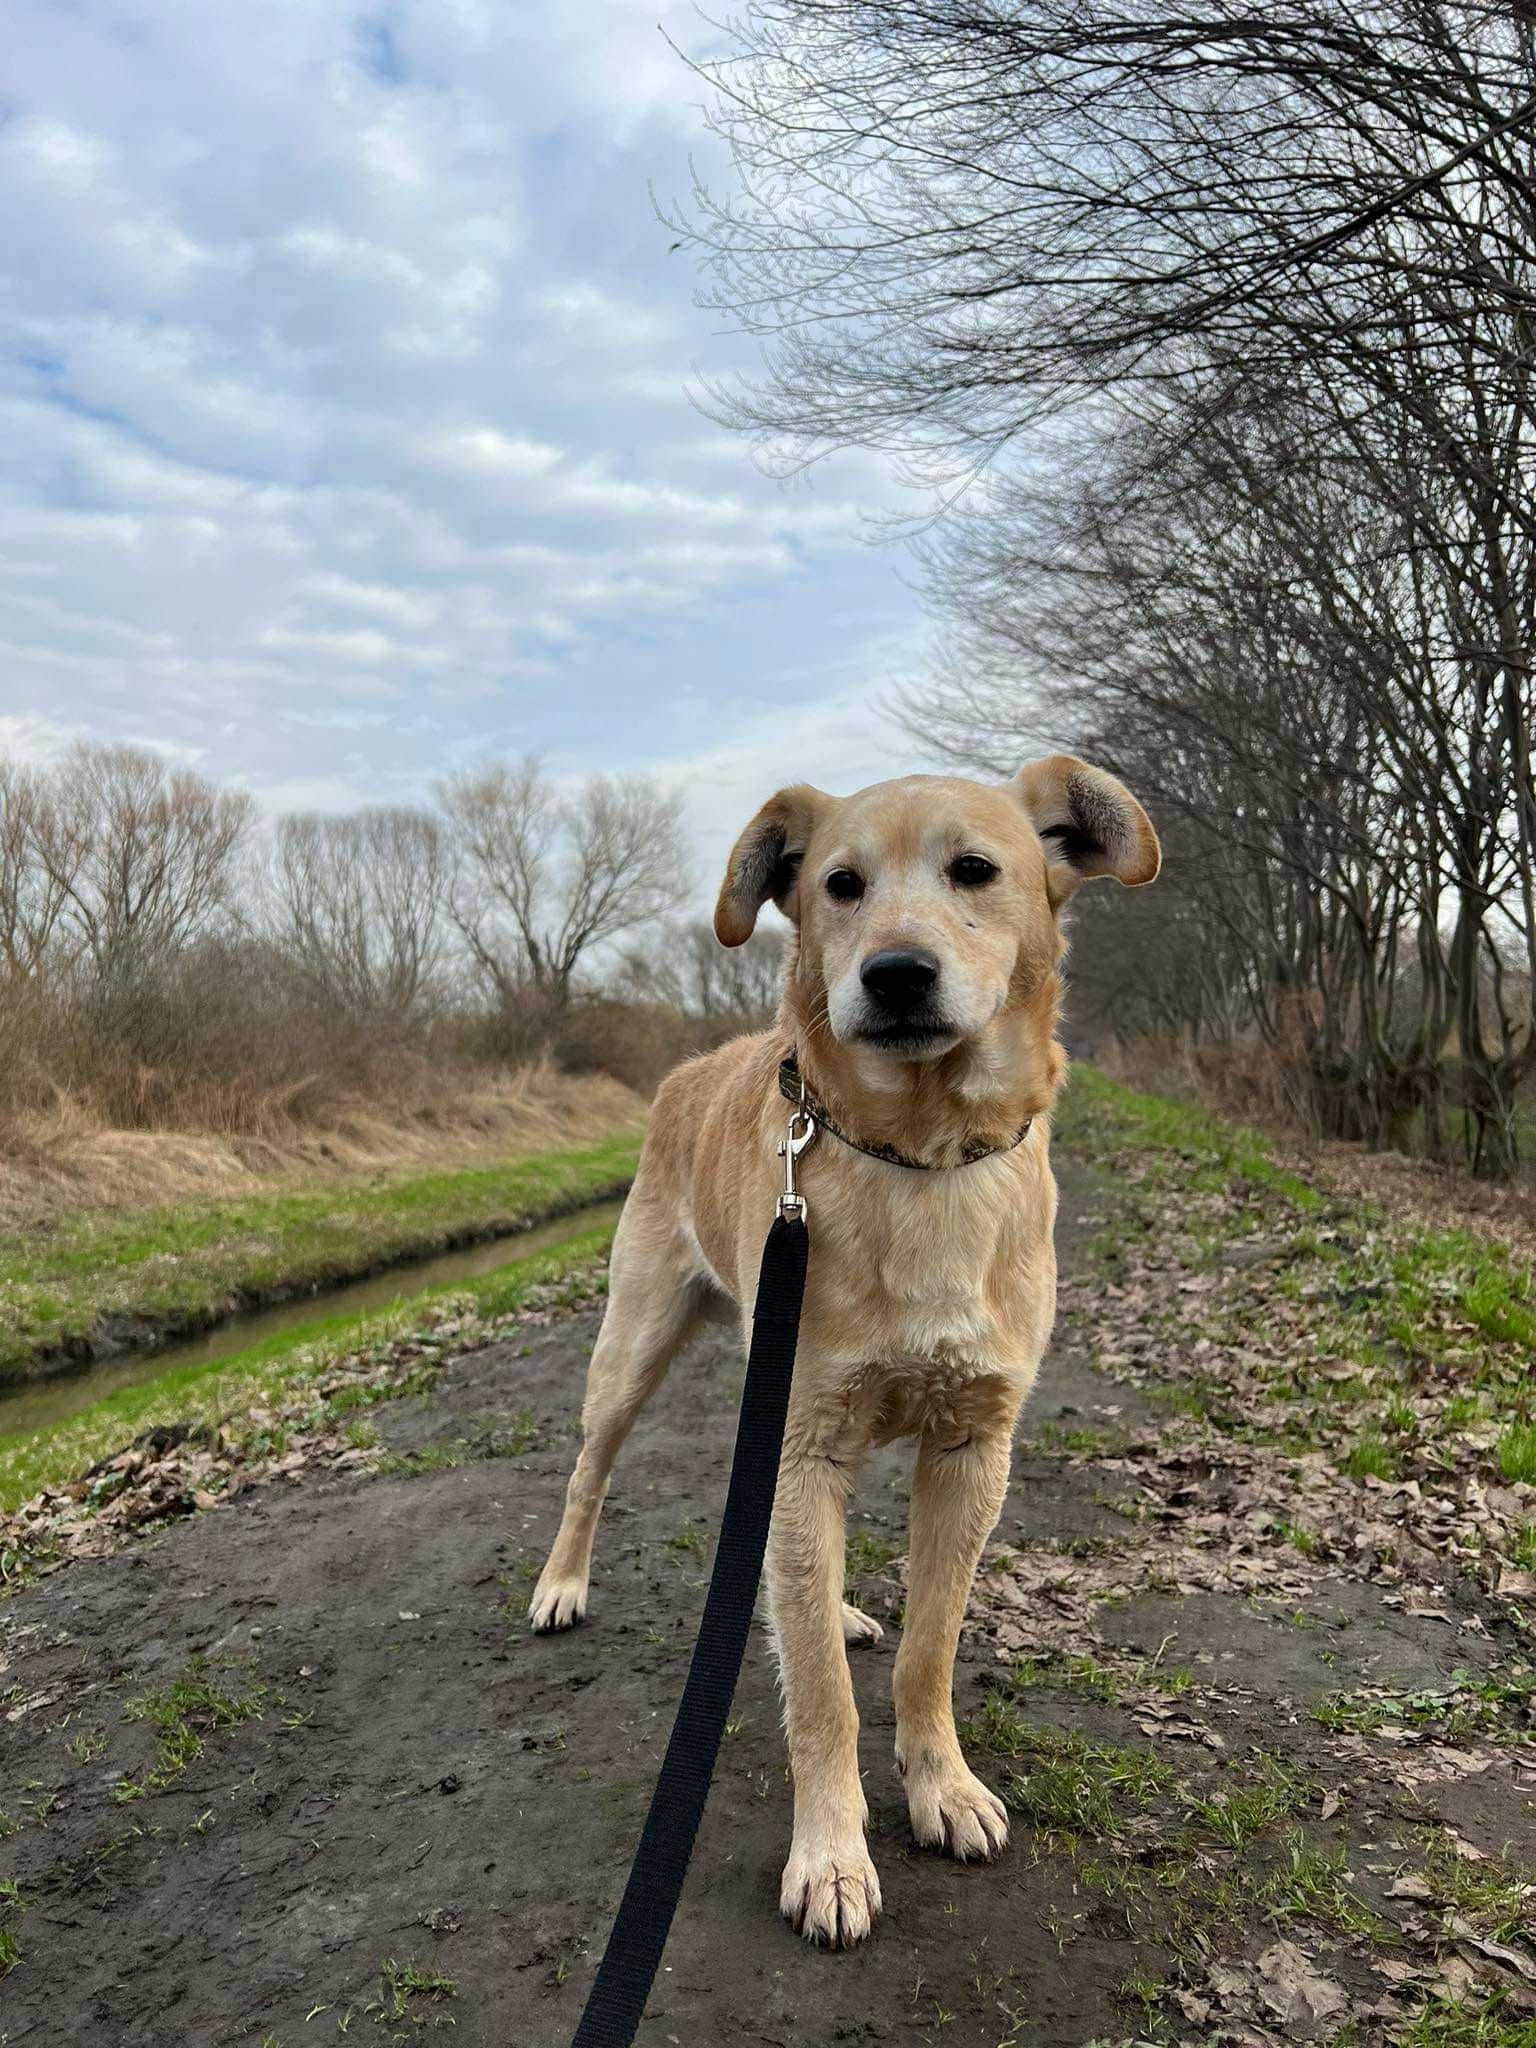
[531, 757, 1158, 1947]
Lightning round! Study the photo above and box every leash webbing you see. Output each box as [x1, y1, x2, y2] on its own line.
[569, 1212, 809, 2048]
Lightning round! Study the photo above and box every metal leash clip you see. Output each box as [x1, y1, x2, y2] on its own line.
[776, 1091, 818, 1223]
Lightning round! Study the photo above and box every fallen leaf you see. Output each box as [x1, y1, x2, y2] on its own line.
[1458, 1933, 1536, 1984]
[1253, 1940, 1348, 2030]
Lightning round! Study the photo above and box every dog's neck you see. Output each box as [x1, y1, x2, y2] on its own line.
[784, 979, 1065, 1171]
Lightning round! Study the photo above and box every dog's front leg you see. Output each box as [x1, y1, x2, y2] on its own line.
[893, 1421, 1013, 1862]
[767, 1445, 881, 1948]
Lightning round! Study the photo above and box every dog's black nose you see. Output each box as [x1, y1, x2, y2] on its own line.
[860, 947, 940, 1007]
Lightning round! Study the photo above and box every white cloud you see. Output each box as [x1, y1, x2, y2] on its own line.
[0, 0, 930, 861]
[299, 572, 442, 630]
[256, 626, 425, 673]
[0, 710, 84, 764]
[421, 426, 566, 482]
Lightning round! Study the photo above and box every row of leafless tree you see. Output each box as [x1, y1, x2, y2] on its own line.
[680, 0, 1536, 1176]
[0, 744, 778, 1125]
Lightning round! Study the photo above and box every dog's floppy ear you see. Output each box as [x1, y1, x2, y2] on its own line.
[1013, 755, 1160, 907]
[714, 784, 832, 946]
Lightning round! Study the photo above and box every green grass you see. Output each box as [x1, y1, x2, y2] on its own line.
[964, 1693, 1173, 1838]
[370, 1400, 544, 1482]
[1309, 1667, 1536, 1744]
[844, 1527, 900, 1595]
[1056, 1068, 1536, 1525]
[1053, 1064, 1324, 1210]
[970, 1681, 1371, 1981]
[1184, 1764, 1305, 1849]
[1383, 1227, 1536, 1354]
[1261, 1830, 1384, 1938]
[1341, 1430, 1399, 1482]
[365, 1957, 458, 2026]
[1411, 1829, 1536, 1943]
[998, 1650, 1125, 1705]
[373, 1415, 546, 1478]
[112, 1655, 270, 1803]
[0, 1128, 641, 1388]
[665, 1516, 709, 1562]
[0, 1879, 22, 1979]
[1401, 1995, 1536, 2047]
[0, 1223, 618, 1516]
[963, 1651, 1388, 2000]
[65, 1727, 108, 1765]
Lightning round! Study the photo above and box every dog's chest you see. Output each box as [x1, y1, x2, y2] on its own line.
[820, 1156, 1045, 1375]
[884, 1243, 996, 1360]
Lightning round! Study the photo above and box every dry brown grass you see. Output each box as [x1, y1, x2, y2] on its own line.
[557, 995, 746, 1096]
[1095, 1029, 1316, 1134]
[0, 1061, 644, 1234]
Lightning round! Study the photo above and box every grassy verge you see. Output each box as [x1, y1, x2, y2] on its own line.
[968, 1664, 1536, 2035]
[1054, 1062, 1324, 1209]
[1053, 1063, 1536, 1601]
[1010, 1067, 1536, 2030]
[1056, 1067, 1535, 1365]
[0, 1222, 617, 1519]
[0, 1127, 642, 1387]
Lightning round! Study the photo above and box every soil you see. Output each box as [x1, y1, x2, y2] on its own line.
[2, 1155, 1532, 2048]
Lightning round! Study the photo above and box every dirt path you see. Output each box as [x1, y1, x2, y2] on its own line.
[3, 1147, 1533, 2047]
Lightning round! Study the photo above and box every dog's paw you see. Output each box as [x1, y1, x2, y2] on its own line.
[840, 1601, 885, 1647]
[528, 1570, 588, 1633]
[901, 1753, 1009, 1862]
[779, 1837, 882, 1948]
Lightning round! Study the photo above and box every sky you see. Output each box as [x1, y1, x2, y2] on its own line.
[0, 0, 940, 892]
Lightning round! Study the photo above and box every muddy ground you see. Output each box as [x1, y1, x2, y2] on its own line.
[2, 1153, 1533, 2047]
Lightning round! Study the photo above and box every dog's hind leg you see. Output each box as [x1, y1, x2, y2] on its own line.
[840, 1601, 884, 1646]
[529, 1205, 711, 1634]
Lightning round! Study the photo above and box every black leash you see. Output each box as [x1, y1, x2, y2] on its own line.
[569, 1204, 810, 2048]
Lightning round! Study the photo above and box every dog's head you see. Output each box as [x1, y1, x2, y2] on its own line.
[714, 758, 1158, 1079]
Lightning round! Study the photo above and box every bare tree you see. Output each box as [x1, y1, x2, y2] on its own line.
[29, 743, 251, 997]
[437, 758, 691, 1020]
[619, 918, 787, 1023]
[685, 918, 786, 1022]
[674, 1, 1535, 1175]
[903, 375, 1534, 1170]
[0, 761, 71, 976]
[677, 2, 1536, 484]
[267, 807, 449, 1020]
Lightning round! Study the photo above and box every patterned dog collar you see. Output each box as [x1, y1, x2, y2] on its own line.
[777, 1051, 1032, 1171]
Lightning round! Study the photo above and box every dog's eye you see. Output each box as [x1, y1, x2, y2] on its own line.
[824, 868, 865, 903]
[949, 855, 999, 889]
